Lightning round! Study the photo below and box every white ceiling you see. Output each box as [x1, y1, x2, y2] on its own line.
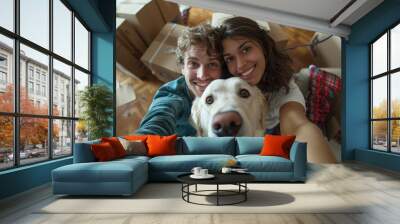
[227, 0, 352, 22]
[168, 0, 384, 37]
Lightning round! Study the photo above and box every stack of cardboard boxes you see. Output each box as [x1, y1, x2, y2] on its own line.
[116, 0, 181, 81]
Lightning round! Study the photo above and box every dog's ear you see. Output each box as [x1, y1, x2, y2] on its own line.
[190, 98, 204, 136]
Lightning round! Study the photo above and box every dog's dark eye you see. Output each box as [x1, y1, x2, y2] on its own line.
[205, 95, 214, 105]
[239, 89, 250, 98]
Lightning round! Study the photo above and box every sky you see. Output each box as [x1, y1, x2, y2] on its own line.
[0, 0, 89, 75]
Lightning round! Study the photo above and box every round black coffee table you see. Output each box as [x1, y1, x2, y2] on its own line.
[177, 173, 255, 206]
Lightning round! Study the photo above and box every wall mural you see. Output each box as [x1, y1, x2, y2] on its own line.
[115, 3, 342, 162]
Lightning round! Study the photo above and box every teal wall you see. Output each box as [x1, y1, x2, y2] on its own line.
[91, 0, 116, 136]
[0, 0, 116, 200]
[343, 0, 400, 171]
[0, 158, 72, 199]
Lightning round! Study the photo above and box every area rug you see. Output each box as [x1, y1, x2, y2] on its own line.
[37, 183, 361, 214]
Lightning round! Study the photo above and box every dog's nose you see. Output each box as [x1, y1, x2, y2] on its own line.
[212, 111, 242, 136]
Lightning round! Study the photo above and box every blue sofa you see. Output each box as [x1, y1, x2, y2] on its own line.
[52, 137, 307, 196]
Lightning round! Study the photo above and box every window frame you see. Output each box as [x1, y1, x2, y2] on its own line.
[370, 20, 400, 154]
[0, 0, 92, 171]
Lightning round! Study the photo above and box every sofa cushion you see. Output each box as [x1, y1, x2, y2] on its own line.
[236, 155, 293, 172]
[148, 154, 235, 172]
[52, 158, 147, 183]
[116, 155, 150, 163]
[179, 137, 235, 155]
[236, 137, 263, 155]
[74, 140, 100, 163]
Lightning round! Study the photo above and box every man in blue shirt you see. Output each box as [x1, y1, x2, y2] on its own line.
[136, 24, 223, 136]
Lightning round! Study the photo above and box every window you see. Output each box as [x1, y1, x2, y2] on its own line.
[53, 59, 72, 117]
[28, 67, 34, 80]
[36, 83, 40, 95]
[20, 0, 49, 49]
[42, 85, 46, 97]
[0, 55, 7, 67]
[35, 70, 41, 81]
[75, 17, 89, 70]
[0, 0, 14, 32]
[0, 54, 7, 87]
[0, 70, 7, 87]
[53, 0, 72, 60]
[371, 23, 400, 154]
[0, 0, 91, 170]
[28, 81, 34, 94]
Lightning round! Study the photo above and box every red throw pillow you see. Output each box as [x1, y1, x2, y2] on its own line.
[101, 137, 126, 158]
[146, 135, 177, 157]
[260, 135, 296, 159]
[91, 142, 117, 161]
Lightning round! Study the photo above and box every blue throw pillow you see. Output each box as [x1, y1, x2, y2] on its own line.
[180, 137, 235, 155]
[236, 137, 264, 155]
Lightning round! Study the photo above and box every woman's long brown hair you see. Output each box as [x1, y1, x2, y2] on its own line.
[218, 16, 293, 93]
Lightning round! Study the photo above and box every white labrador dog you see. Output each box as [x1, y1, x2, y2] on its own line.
[191, 77, 268, 137]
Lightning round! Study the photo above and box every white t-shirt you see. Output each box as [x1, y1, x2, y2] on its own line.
[264, 78, 306, 129]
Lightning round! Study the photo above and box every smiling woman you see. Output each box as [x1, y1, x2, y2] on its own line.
[218, 16, 337, 163]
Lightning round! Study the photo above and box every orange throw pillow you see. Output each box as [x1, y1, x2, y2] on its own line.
[101, 137, 126, 158]
[260, 135, 296, 159]
[146, 135, 177, 157]
[91, 142, 117, 161]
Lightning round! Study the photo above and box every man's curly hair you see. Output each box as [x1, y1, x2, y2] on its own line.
[176, 24, 222, 65]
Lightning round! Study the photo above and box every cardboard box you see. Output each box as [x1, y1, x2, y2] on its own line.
[141, 23, 185, 82]
[155, 0, 182, 23]
[117, 1, 166, 45]
[268, 22, 289, 50]
[311, 32, 341, 68]
[116, 32, 152, 80]
[116, 18, 147, 54]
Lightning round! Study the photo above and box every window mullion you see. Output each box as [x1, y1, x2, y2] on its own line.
[388, 29, 391, 152]
[71, 10, 76, 154]
[13, 0, 20, 166]
[370, 45, 374, 149]
[49, 0, 53, 160]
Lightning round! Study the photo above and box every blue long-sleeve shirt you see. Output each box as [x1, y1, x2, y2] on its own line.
[135, 76, 197, 136]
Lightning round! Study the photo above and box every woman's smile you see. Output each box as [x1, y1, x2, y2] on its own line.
[223, 37, 266, 86]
